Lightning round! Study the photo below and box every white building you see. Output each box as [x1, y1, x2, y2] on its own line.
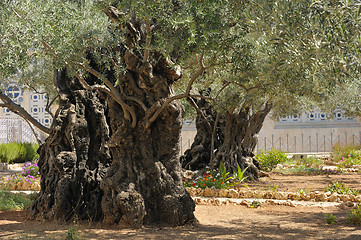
[180, 110, 361, 154]
[0, 83, 53, 143]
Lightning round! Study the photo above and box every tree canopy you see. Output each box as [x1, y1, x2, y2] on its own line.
[0, 0, 360, 126]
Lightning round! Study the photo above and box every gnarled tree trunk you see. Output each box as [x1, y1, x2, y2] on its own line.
[182, 98, 272, 181]
[29, 69, 112, 221]
[100, 53, 195, 226]
[29, 16, 195, 227]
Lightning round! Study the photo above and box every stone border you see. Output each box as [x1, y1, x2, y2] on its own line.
[186, 187, 361, 203]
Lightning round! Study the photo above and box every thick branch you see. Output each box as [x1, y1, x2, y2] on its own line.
[0, 92, 50, 134]
[143, 19, 151, 63]
[45, 94, 58, 119]
[77, 63, 137, 128]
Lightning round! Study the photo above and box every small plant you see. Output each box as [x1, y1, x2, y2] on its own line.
[297, 187, 312, 195]
[255, 149, 288, 172]
[22, 162, 40, 178]
[219, 162, 233, 185]
[325, 182, 358, 195]
[183, 168, 226, 189]
[183, 163, 249, 189]
[325, 213, 337, 224]
[249, 200, 261, 208]
[265, 181, 286, 192]
[348, 205, 361, 225]
[65, 226, 80, 240]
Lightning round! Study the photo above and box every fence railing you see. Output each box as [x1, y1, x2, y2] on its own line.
[256, 133, 361, 153]
[0, 118, 37, 143]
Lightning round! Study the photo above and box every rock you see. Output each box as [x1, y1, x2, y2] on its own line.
[327, 193, 338, 202]
[203, 187, 214, 197]
[194, 198, 202, 205]
[315, 193, 327, 202]
[238, 200, 251, 207]
[321, 166, 339, 171]
[309, 192, 316, 199]
[263, 191, 273, 199]
[349, 195, 357, 202]
[228, 189, 240, 198]
[243, 191, 254, 198]
[183, 170, 194, 179]
[219, 189, 229, 198]
[253, 190, 263, 198]
[340, 194, 351, 202]
[300, 193, 311, 201]
[288, 192, 301, 201]
[186, 187, 196, 197]
[274, 192, 288, 200]
[284, 201, 296, 207]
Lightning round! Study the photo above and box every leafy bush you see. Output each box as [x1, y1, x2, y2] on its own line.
[348, 205, 361, 225]
[331, 144, 361, 167]
[325, 214, 336, 224]
[255, 149, 288, 172]
[325, 182, 358, 196]
[0, 191, 35, 211]
[0, 142, 39, 163]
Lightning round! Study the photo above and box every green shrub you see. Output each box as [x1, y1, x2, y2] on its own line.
[0, 142, 39, 163]
[331, 144, 361, 166]
[325, 213, 337, 224]
[348, 205, 361, 225]
[255, 149, 288, 172]
[325, 182, 358, 195]
[0, 191, 35, 211]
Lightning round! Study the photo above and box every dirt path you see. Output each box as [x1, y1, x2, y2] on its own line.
[1, 173, 361, 239]
[1, 204, 361, 239]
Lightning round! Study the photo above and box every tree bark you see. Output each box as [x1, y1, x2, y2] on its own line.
[182, 97, 272, 181]
[29, 17, 195, 227]
[29, 69, 112, 221]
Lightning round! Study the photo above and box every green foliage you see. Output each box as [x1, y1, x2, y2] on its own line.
[0, 143, 39, 163]
[0, 191, 35, 211]
[183, 164, 248, 189]
[219, 162, 233, 185]
[22, 162, 40, 178]
[255, 149, 288, 172]
[331, 144, 361, 168]
[183, 168, 226, 189]
[65, 226, 80, 240]
[325, 214, 337, 224]
[348, 205, 361, 225]
[249, 200, 261, 208]
[265, 181, 286, 192]
[325, 182, 358, 196]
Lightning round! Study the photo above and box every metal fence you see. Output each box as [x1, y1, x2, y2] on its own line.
[256, 133, 361, 153]
[0, 118, 37, 143]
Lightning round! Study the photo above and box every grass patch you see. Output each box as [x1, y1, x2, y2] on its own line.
[0, 191, 36, 211]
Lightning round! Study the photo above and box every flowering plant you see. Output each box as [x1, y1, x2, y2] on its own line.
[183, 168, 226, 189]
[337, 155, 361, 168]
[22, 162, 40, 178]
[183, 164, 249, 189]
[0, 174, 38, 190]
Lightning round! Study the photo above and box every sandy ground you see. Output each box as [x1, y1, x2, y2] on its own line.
[1, 173, 361, 239]
[1, 204, 361, 239]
